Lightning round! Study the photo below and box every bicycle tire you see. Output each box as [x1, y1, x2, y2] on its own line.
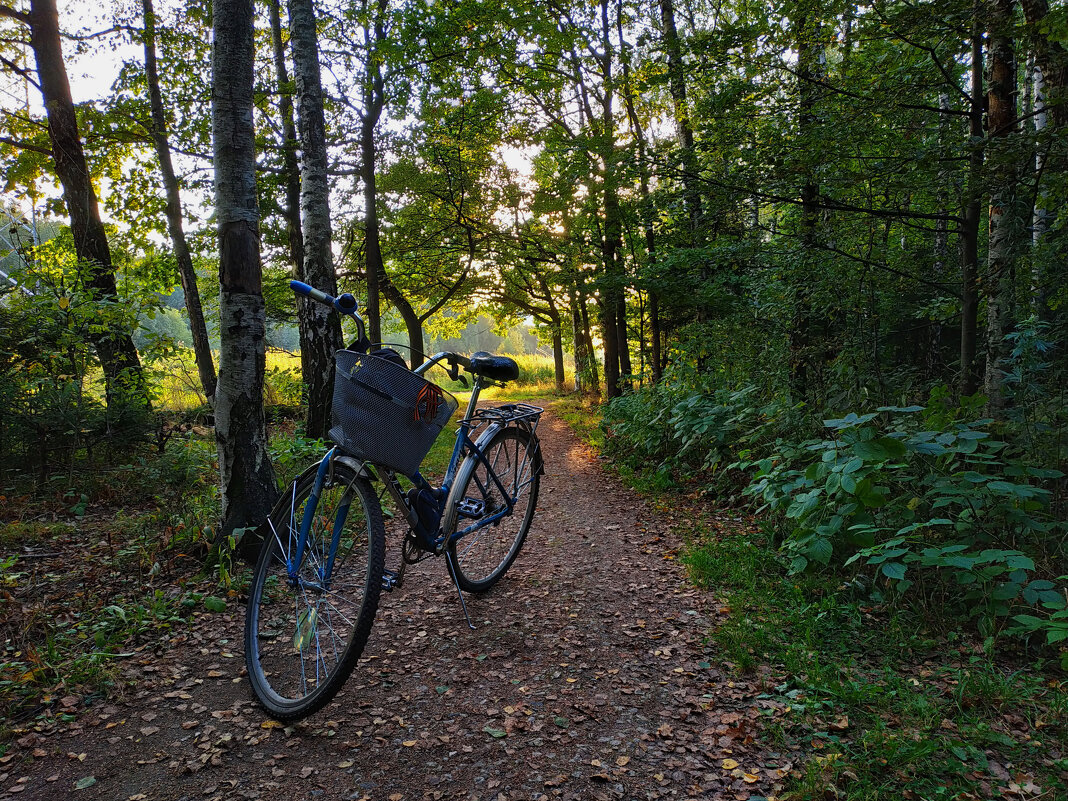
[244, 463, 384, 721]
[446, 426, 541, 593]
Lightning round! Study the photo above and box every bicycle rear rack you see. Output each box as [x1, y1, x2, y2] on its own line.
[470, 403, 543, 432]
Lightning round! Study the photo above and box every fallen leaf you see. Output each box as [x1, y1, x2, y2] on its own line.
[722, 758, 739, 770]
[75, 776, 97, 790]
[616, 756, 630, 767]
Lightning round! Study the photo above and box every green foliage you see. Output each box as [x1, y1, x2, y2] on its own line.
[736, 398, 1066, 634]
[0, 241, 165, 474]
[602, 364, 807, 485]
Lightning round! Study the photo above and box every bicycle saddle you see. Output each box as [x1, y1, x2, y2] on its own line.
[469, 352, 520, 381]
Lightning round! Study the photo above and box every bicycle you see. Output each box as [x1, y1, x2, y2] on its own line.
[244, 280, 544, 721]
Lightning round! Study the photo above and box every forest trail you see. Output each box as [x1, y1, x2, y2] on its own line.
[5, 410, 789, 801]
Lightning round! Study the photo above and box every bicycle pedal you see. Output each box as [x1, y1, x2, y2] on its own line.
[381, 569, 402, 592]
[456, 498, 485, 519]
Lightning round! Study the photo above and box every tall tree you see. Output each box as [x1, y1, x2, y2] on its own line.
[142, 0, 216, 402]
[212, 0, 276, 538]
[1, 0, 147, 409]
[288, 0, 343, 439]
[983, 0, 1019, 411]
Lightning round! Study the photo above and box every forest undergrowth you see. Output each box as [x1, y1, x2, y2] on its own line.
[554, 394, 1068, 801]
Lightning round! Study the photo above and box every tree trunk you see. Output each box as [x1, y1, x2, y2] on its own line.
[789, 10, 824, 402]
[569, 283, 587, 393]
[598, 0, 627, 398]
[581, 295, 600, 398]
[618, 8, 662, 382]
[269, 0, 313, 398]
[381, 280, 423, 365]
[212, 0, 277, 538]
[983, 0, 1018, 414]
[360, 1, 388, 346]
[288, 0, 343, 439]
[1022, 0, 1068, 129]
[551, 326, 565, 393]
[658, 0, 701, 239]
[142, 0, 216, 402]
[1031, 59, 1050, 315]
[960, 10, 983, 396]
[269, 0, 304, 278]
[25, 0, 146, 409]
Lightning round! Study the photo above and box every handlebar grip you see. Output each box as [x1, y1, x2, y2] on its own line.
[290, 279, 331, 306]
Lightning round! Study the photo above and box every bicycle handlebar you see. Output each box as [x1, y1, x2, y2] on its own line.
[291, 280, 368, 349]
[290, 280, 360, 316]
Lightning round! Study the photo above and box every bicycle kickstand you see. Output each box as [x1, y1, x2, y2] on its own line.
[444, 550, 476, 631]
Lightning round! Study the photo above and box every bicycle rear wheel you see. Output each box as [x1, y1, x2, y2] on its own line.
[245, 463, 384, 721]
[446, 427, 541, 593]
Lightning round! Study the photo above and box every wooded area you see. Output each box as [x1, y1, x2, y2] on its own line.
[2, 0, 1068, 796]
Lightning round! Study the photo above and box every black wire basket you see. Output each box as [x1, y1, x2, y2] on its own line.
[329, 350, 458, 476]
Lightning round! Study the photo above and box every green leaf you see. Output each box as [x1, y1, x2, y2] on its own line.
[293, 607, 318, 651]
[808, 538, 833, 565]
[992, 583, 1020, 601]
[881, 562, 907, 580]
[203, 596, 227, 613]
[75, 777, 97, 790]
[1006, 554, 1035, 571]
[854, 441, 888, 461]
[483, 726, 507, 738]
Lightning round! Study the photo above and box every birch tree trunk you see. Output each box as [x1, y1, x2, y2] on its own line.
[142, 0, 216, 402]
[269, 0, 313, 392]
[1031, 59, 1049, 315]
[288, 0, 343, 439]
[17, 0, 147, 410]
[212, 0, 277, 539]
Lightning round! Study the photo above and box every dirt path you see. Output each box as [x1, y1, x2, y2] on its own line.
[3, 410, 788, 801]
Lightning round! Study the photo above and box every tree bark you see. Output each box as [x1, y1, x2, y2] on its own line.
[381, 280, 424, 364]
[212, 0, 277, 538]
[789, 9, 824, 402]
[269, 0, 314, 402]
[960, 9, 983, 396]
[580, 290, 600, 398]
[288, 0, 343, 439]
[142, 0, 216, 402]
[983, 0, 1018, 413]
[598, 0, 626, 398]
[658, 0, 701, 239]
[1032, 59, 1049, 314]
[24, 0, 146, 409]
[360, 0, 389, 346]
[617, 7, 661, 381]
[269, 0, 304, 278]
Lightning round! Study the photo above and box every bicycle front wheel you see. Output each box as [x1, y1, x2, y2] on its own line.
[446, 426, 541, 593]
[244, 463, 384, 721]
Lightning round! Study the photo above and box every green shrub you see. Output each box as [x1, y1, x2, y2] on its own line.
[737, 400, 1067, 639]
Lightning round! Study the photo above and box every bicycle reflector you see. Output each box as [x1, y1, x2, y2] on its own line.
[414, 383, 443, 424]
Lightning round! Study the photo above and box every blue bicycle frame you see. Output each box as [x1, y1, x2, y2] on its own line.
[281, 281, 539, 594]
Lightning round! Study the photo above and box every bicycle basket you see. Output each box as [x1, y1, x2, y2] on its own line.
[329, 349, 458, 476]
